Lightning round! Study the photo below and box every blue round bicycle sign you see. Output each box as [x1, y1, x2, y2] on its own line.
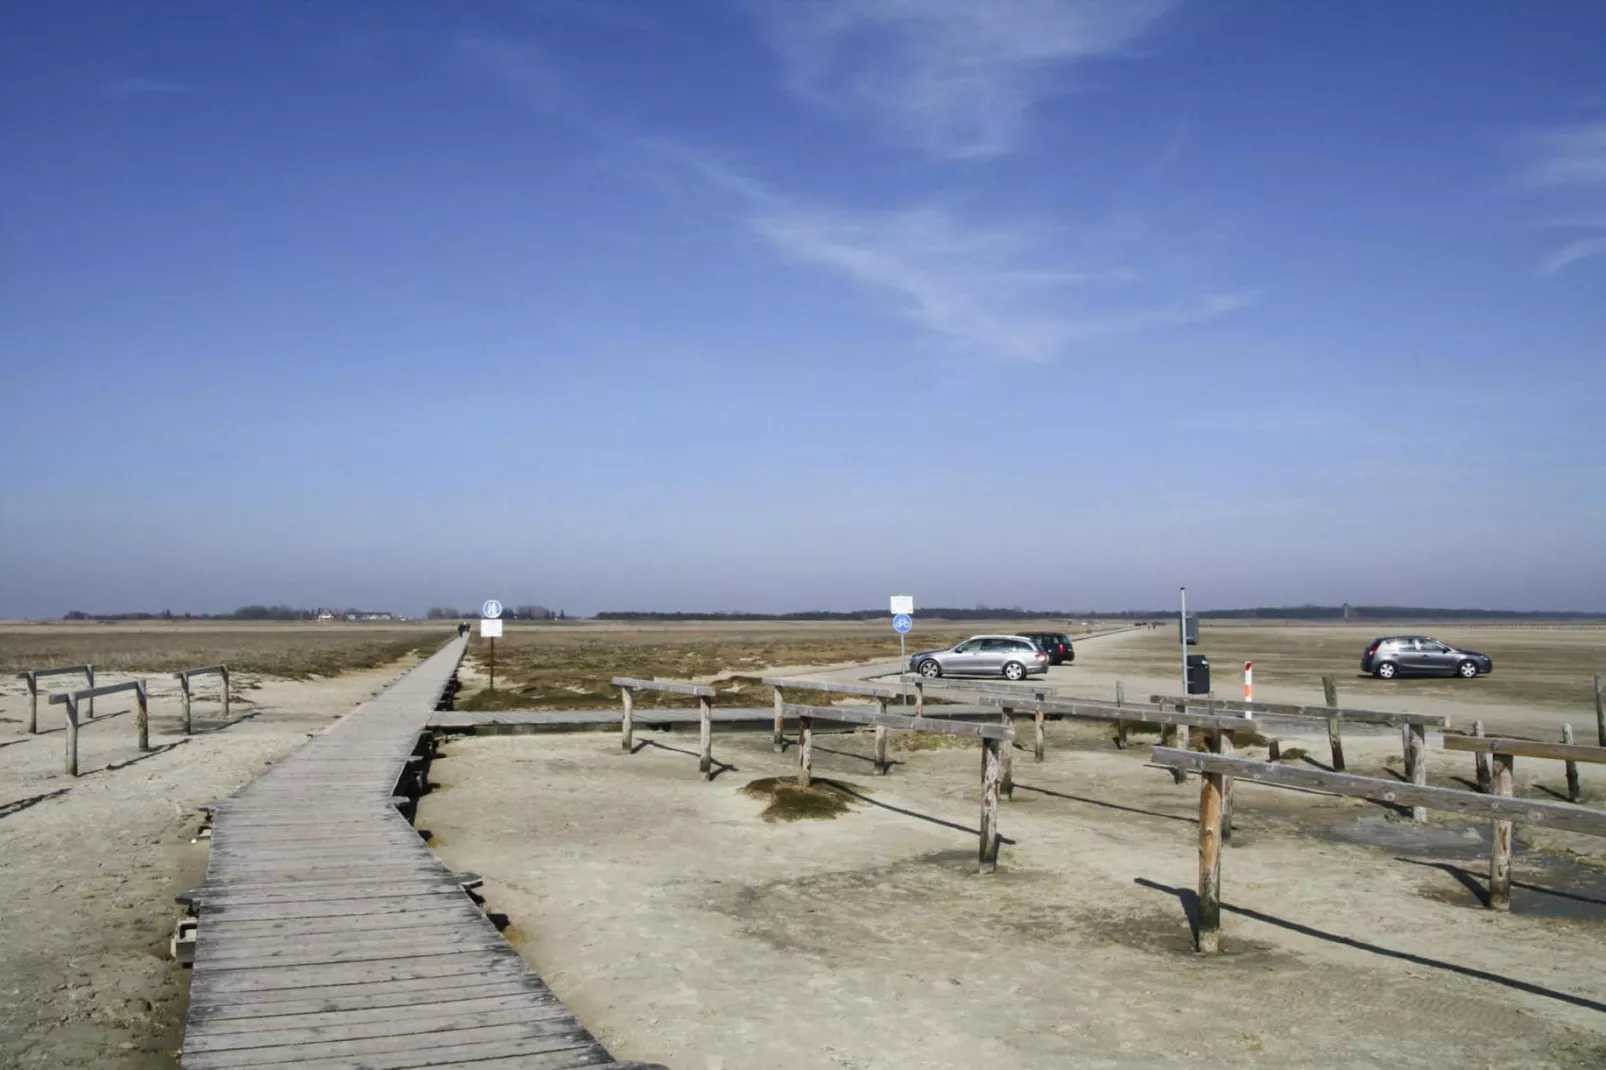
[482, 599, 503, 620]
[892, 613, 912, 634]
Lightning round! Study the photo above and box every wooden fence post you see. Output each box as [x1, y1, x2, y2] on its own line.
[620, 686, 634, 753]
[85, 665, 95, 719]
[1321, 674, 1345, 771]
[136, 682, 150, 752]
[1474, 720, 1491, 792]
[221, 667, 231, 721]
[979, 738, 1001, 874]
[1217, 729, 1236, 846]
[698, 695, 713, 780]
[797, 715, 813, 788]
[1563, 724, 1581, 803]
[1595, 673, 1604, 747]
[1173, 717, 1190, 785]
[1401, 725, 1414, 779]
[1489, 752, 1514, 911]
[179, 676, 193, 736]
[1196, 757, 1226, 953]
[998, 707, 1014, 801]
[1033, 698, 1046, 763]
[772, 686, 785, 752]
[873, 698, 889, 775]
[64, 696, 79, 777]
[26, 673, 38, 735]
[914, 680, 924, 717]
[1408, 724, 1428, 822]
[1114, 681, 1128, 749]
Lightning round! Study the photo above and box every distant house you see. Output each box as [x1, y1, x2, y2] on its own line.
[315, 610, 335, 621]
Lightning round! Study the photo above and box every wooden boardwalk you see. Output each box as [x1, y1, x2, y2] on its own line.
[182, 636, 655, 1070]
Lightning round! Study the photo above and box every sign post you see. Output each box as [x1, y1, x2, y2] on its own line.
[890, 596, 914, 707]
[1178, 587, 1188, 698]
[481, 600, 504, 690]
[1244, 661, 1253, 703]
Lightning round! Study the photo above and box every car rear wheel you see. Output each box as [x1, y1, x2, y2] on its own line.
[918, 659, 942, 679]
[1457, 660, 1479, 679]
[1375, 662, 1398, 680]
[1003, 661, 1026, 681]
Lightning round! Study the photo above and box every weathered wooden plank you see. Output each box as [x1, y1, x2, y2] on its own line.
[762, 676, 902, 699]
[1444, 733, 1606, 764]
[979, 738, 1001, 874]
[48, 679, 148, 703]
[1563, 724, 1582, 803]
[1490, 753, 1515, 910]
[781, 702, 1014, 740]
[1196, 754, 1226, 954]
[981, 693, 1248, 733]
[1150, 693, 1448, 728]
[1149, 747, 1606, 837]
[184, 1000, 584, 1051]
[608, 676, 715, 697]
[1321, 674, 1346, 771]
[178, 1021, 605, 1068]
[190, 979, 546, 1020]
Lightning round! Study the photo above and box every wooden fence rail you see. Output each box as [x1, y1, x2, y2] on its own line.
[1153, 692, 1449, 807]
[16, 664, 94, 733]
[173, 664, 230, 735]
[897, 674, 1050, 717]
[48, 680, 149, 776]
[611, 676, 718, 778]
[1444, 731, 1606, 804]
[782, 702, 1012, 873]
[1150, 745, 1606, 950]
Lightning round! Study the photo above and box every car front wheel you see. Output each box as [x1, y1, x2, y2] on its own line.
[918, 660, 942, 678]
[1457, 660, 1479, 679]
[1375, 662, 1398, 680]
[1003, 661, 1026, 681]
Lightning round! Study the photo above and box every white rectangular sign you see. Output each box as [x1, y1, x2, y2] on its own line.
[480, 618, 503, 638]
[889, 595, 914, 615]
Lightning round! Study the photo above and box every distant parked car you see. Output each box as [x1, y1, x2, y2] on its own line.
[908, 635, 1050, 681]
[1017, 631, 1075, 665]
[1361, 636, 1493, 679]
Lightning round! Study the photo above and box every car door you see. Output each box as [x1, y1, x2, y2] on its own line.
[942, 640, 984, 675]
[972, 639, 1011, 674]
[1417, 639, 1457, 675]
[1396, 638, 1430, 676]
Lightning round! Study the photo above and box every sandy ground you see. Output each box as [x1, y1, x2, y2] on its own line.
[0, 657, 424, 1069]
[422, 724, 1606, 1069]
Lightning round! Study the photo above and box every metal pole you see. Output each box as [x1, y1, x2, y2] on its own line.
[489, 636, 495, 692]
[899, 632, 907, 708]
[1179, 586, 1189, 697]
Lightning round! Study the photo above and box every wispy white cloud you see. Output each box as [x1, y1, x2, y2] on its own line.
[677, 150, 1252, 360]
[1522, 122, 1606, 276]
[1524, 122, 1606, 187]
[754, 0, 1176, 158]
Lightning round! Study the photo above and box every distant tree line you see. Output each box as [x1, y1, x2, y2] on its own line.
[594, 604, 1605, 622]
[61, 606, 391, 621]
[425, 605, 567, 620]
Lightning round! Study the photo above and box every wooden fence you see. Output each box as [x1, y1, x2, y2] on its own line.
[611, 676, 718, 778]
[173, 664, 230, 735]
[17, 664, 94, 733]
[782, 701, 1013, 873]
[762, 677, 905, 771]
[897, 674, 1050, 716]
[1445, 729, 1606, 805]
[48, 679, 149, 776]
[1150, 743, 1606, 952]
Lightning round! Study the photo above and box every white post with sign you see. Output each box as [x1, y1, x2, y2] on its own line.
[481, 600, 503, 690]
[890, 596, 914, 707]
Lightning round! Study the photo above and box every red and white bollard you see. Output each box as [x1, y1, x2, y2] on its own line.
[1244, 661, 1253, 703]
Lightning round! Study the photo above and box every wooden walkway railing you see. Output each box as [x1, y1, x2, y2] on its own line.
[175, 664, 230, 735]
[1445, 730, 1606, 804]
[182, 637, 659, 1070]
[17, 663, 94, 733]
[48, 679, 149, 775]
[613, 676, 717, 777]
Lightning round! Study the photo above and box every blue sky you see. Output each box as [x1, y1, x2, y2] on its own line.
[2, 1, 1603, 617]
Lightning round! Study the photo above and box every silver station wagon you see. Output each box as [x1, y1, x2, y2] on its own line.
[907, 635, 1050, 681]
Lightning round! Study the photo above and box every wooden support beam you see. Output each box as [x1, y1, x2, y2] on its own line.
[609, 676, 716, 698]
[762, 676, 901, 699]
[1444, 733, 1606, 764]
[1150, 747, 1606, 837]
[1321, 674, 1345, 772]
[979, 738, 1001, 875]
[1474, 720, 1492, 793]
[1408, 723, 1428, 823]
[1597, 673, 1604, 747]
[1490, 753, 1515, 911]
[25, 671, 37, 735]
[135, 681, 150, 752]
[1114, 681, 1128, 749]
[698, 696, 713, 780]
[873, 698, 889, 775]
[64, 695, 79, 777]
[1563, 724, 1581, 803]
[797, 715, 813, 788]
[1217, 729, 1235, 846]
[180, 675, 193, 736]
[619, 686, 634, 753]
[1173, 721, 1190, 785]
[998, 707, 1015, 801]
[1152, 692, 1447, 729]
[1196, 755, 1226, 954]
[1033, 700, 1046, 763]
[779, 703, 1013, 740]
[772, 686, 785, 752]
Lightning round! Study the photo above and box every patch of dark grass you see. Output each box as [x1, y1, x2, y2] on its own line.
[741, 776, 861, 822]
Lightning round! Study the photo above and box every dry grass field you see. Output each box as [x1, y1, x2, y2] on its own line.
[453, 619, 1112, 710]
[0, 621, 451, 679]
